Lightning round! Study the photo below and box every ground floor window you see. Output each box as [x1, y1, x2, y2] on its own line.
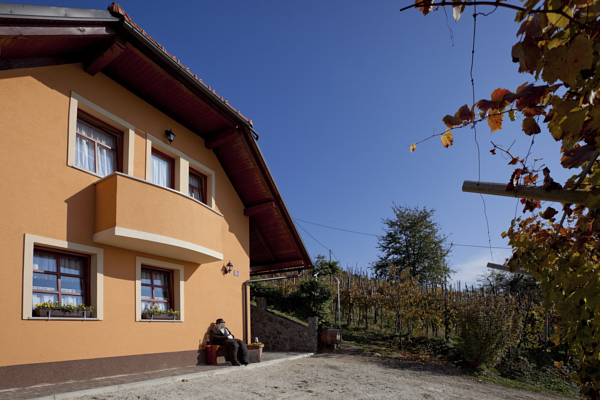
[136, 257, 184, 321]
[23, 234, 104, 320]
[32, 248, 89, 308]
[141, 266, 173, 312]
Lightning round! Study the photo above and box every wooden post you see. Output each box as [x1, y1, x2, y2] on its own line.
[462, 181, 596, 207]
[487, 262, 528, 275]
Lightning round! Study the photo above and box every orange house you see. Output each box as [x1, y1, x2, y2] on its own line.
[0, 3, 311, 387]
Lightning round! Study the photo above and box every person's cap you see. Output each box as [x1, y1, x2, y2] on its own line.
[216, 318, 225, 324]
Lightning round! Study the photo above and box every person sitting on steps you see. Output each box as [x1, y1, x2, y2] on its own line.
[209, 318, 249, 366]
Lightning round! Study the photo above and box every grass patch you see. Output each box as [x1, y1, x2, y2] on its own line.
[476, 368, 580, 399]
[340, 327, 580, 398]
[266, 307, 309, 326]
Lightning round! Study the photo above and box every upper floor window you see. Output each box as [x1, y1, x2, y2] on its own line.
[75, 113, 121, 177]
[151, 148, 175, 189]
[189, 169, 208, 204]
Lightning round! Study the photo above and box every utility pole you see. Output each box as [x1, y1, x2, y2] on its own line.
[328, 248, 341, 328]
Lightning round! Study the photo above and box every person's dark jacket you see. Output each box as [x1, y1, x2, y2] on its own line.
[209, 325, 235, 345]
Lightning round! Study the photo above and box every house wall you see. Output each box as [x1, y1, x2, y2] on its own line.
[0, 64, 250, 372]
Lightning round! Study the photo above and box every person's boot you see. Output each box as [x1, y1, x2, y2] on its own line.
[231, 361, 241, 366]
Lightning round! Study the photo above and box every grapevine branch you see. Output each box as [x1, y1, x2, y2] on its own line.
[400, 1, 591, 28]
[414, 108, 517, 145]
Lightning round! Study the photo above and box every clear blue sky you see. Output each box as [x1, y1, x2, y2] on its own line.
[24, 0, 568, 283]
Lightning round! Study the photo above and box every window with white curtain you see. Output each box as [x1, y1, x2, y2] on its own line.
[151, 149, 174, 189]
[75, 116, 119, 177]
[189, 169, 208, 204]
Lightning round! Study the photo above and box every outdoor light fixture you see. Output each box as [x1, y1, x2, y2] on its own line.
[223, 261, 234, 274]
[165, 129, 176, 143]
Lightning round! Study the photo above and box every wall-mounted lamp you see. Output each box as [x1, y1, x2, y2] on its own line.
[165, 129, 176, 144]
[223, 261, 234, 275]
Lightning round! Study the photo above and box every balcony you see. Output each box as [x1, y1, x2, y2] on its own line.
[93, 173, 224, 263]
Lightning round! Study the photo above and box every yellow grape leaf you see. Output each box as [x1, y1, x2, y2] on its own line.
[509, 109, 516, 121]
[409, 143, 417, 152]
[440, 129, 453, 148]
[488, 110, 503, 132]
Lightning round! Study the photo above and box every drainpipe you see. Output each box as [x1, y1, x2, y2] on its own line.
[242, 275, 297, 343]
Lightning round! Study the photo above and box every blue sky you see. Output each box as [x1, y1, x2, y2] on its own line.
[25, 0, 568, 283]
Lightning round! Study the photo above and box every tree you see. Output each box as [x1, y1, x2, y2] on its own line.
[405, 1, 599, 397]
[373, 206, 450, 284]
[312, 254, 342, 277]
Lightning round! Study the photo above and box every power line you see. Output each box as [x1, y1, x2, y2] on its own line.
[295, 218, 379, 238]
[450, 242, 511, 250]
[295, 217, 511, 250]
[295, 222, 332, 253]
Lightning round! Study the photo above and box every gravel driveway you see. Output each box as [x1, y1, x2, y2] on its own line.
[73, 353, 555, 400]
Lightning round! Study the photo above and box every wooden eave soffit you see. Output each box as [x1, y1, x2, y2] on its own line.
[205, 127, 240, 149]
[244, 200, 276, 217]
[85, 39, 127, 75]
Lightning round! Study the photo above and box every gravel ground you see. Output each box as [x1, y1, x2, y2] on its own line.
[75, 354, 556, 400]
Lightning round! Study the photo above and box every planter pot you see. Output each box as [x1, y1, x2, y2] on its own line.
[247, 346, 263, 363]
[142, 313, 178, 320]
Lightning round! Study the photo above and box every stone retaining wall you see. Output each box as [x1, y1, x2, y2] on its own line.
[251, 298, 317, 353]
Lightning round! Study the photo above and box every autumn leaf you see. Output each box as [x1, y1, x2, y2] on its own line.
[455, 104, 474, 123]
[522, 116, 541, 135]
[476, 99, 494, 112]
[440, 129, 453, 148]
[508, 157, 520, 165]
[523, 174, 538, 185]
[543, 34, 593, 86]
[542, 207, 558, 220]
[452, 5, 463, 21]
[488, 110, 503, 132]
[561, 143, 597, 169]
[508, 109, 516, 121]
[443, 114, 462, 128]
[416, 0, 432, 15]
[491, 88, 512, 103]
[521, 198, 541, 212]
[409, 143, 417, 152]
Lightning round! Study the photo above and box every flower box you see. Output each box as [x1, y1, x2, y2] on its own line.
[141, 312, 178, 320]
[33, 308, 93, 318]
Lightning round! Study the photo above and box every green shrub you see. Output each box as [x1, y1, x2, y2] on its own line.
[455, 294, 523, 368]
[289, 279, 332, 324]
[251, 279, 332, 324]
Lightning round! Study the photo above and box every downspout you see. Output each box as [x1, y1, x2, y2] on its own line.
[242, 275, 297, 343]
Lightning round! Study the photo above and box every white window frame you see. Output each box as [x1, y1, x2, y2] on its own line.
[67, 91, 135, 177]
[23, 234, 104, 320]
[135, 257, 185, 322]
[145, 133, 216, 209]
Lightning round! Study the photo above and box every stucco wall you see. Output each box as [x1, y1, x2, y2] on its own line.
[0, 64, 250, 367]
[251, 298, 318, 353]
